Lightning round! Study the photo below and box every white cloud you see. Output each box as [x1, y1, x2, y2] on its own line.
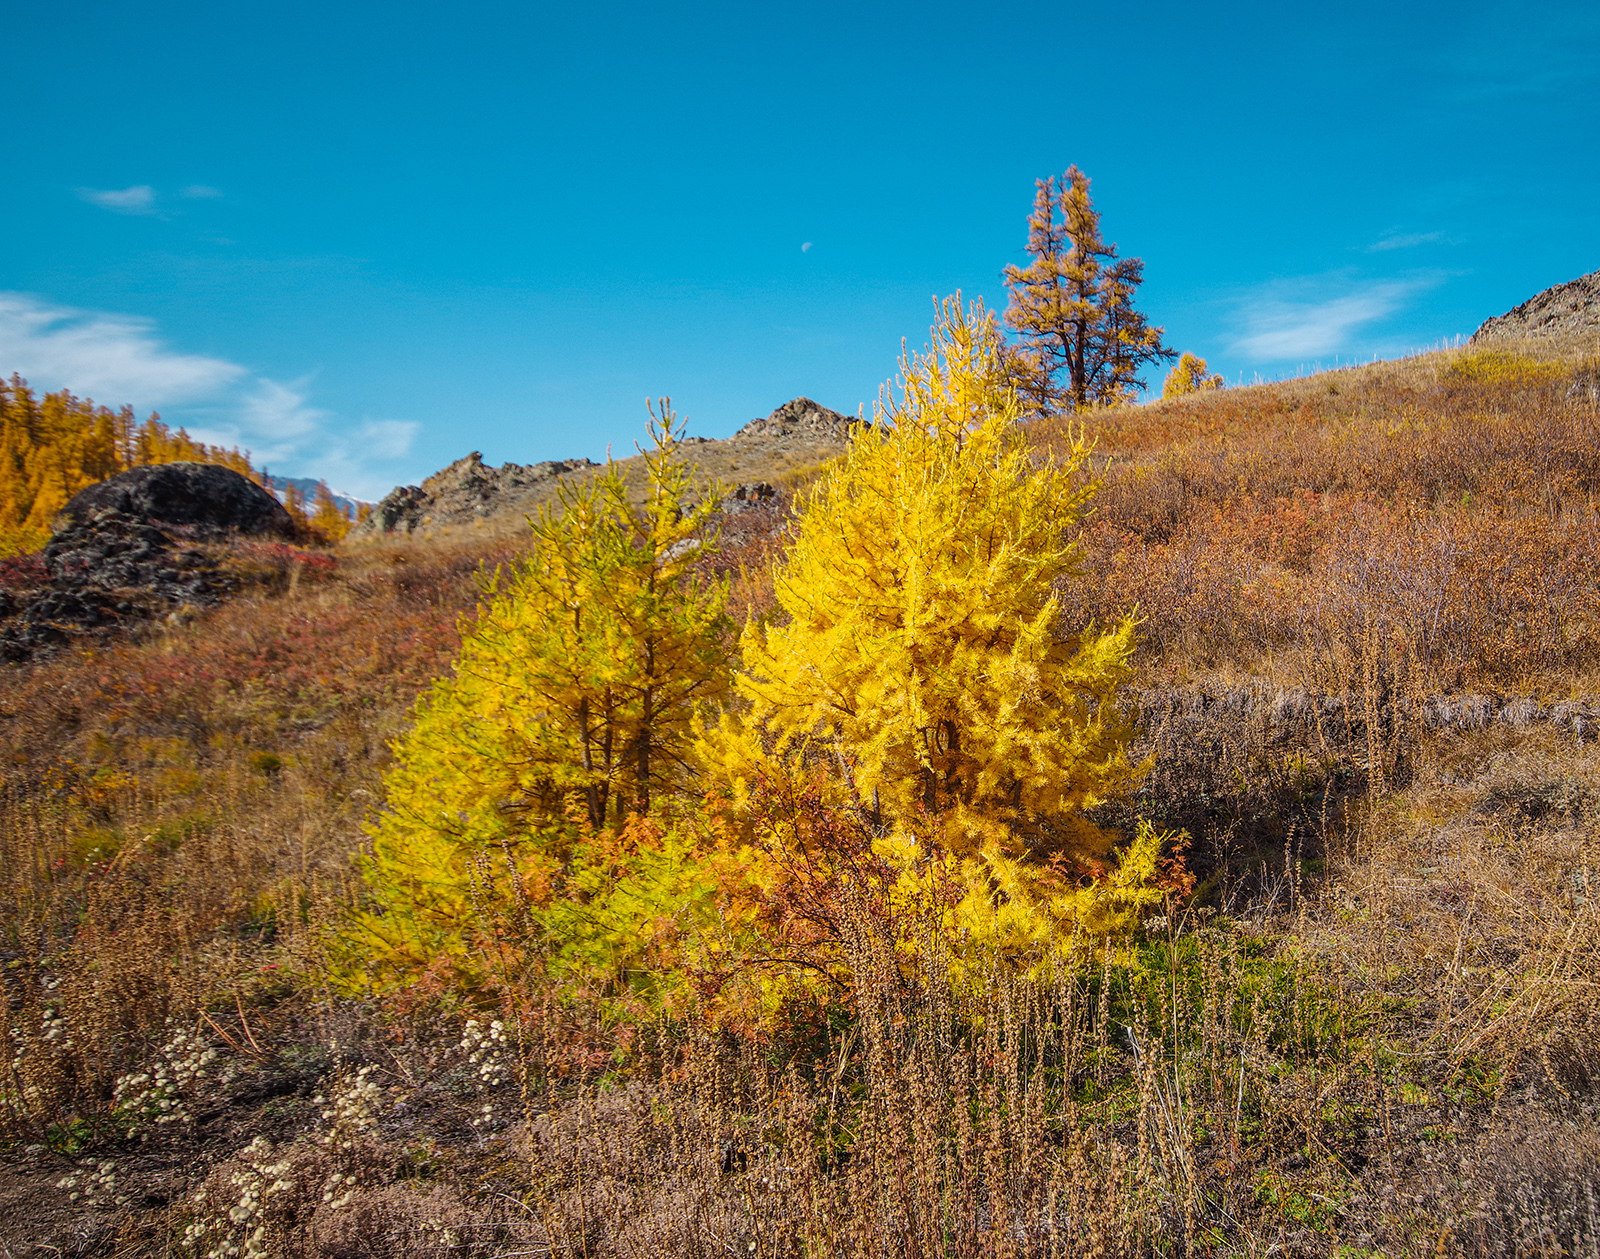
[237, 377, 326, 445]
[181, 184, 223, 199]
[1365, 231, 1444, 253]
[0, 290, 423, 499]
[77, 185, 158, 215]
[356, 419, 420, 460]
[0, 291, 244, 404]
[1230, 280, 1423, 361]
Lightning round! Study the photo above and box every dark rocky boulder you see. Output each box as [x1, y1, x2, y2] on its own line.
[0, 463, 297, 663]
[0, 507, 242, 663]
[59, 461, 294, 537]
[44, 510, 227, 602]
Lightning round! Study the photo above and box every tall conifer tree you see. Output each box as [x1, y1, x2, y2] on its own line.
[1002, 167, 1174, 412]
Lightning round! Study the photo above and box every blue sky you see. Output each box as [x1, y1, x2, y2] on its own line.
[3, 0, 1597, 498]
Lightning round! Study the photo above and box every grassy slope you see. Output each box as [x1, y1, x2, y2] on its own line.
[1, 342, 1598, 1255]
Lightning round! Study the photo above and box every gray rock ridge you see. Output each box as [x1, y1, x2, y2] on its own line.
[349, 452, 598, 538]
[352, 398, 859, 538]
[1471, 268, 1600, 344]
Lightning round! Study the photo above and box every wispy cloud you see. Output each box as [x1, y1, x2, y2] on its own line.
[76, 185, 158, 215]
[355, 419, 421, 461]
[237, 377, 327, 446]
[180, 184, 223, 199]
[1364, 231, 1444, 253]
[0, 292, 243, 403]
[0, 291, 420, 499]
[185, 381, 419, 496]
[1230, 279, 1427, 361]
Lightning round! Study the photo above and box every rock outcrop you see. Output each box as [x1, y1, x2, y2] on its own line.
[733, 397, 860, 443]
[0, 463, 296, 662]
[1472, 268, 1600, 344]
[352, 398, 860, 538]
[349, 452, 597, 538]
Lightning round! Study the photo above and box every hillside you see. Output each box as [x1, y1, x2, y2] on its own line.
[2, 330, 1599, 1255]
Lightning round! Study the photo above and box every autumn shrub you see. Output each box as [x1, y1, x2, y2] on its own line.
[515, 891, 1370, 1258]
[0, 551, 47, 589]
[0, 532, 490, 1141]
[1039, 349, 1600, 690]
[717, 770, 1189, 1025]
[1443, 346, 1563, 387]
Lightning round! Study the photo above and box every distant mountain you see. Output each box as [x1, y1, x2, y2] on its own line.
[265, 475, 370, 519]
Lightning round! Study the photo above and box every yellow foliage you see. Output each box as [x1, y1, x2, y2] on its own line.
[0, 373, 260, 555]
[1162, 352, 1224, 398]
[310, 481, 355, 541]
[708, 298, 1157, 950]
[1444, 349, 1562, 387]
[341, 409, 733, 996]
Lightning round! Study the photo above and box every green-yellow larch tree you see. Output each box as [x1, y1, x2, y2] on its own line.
[1162, 352, 1225, 397]
[346, 409, 733, 992]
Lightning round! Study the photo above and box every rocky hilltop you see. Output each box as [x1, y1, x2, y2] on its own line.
[730, 396, 859, 443]
[1472, 267, 1600, 343]
[350, 452, 598, 538]
[352, 397, 861, 540]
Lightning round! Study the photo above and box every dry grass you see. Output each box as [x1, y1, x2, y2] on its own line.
[4, 346, 1600, 1256]
[1052, 343, 1600, 694]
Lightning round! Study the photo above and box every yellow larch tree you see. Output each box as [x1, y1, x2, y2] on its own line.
[1162, 352, 1225, 398]
[310, 480, 354, 541]
[713, 298, 1164, 951]
[0, 374, 260, 554]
